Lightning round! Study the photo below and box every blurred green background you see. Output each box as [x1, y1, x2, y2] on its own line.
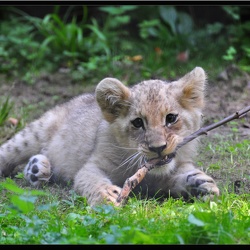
[0, 5, 249, 84]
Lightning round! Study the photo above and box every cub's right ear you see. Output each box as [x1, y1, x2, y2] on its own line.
[95, 78, 131, 122]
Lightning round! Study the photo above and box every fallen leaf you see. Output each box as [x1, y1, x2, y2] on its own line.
[176, 50, 189, 62]
[8, 117, 19, 126]
[126, 55, 143, 62]
[155, 47, 163, 56]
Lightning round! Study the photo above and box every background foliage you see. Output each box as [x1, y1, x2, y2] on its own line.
[1, 5, 249, 84]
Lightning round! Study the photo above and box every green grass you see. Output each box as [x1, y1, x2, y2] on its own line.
[197, 133, 250, 195]
[0, 178, 249, 244]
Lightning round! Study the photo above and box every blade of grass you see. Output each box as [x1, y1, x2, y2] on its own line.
[0, 96, 13, 126]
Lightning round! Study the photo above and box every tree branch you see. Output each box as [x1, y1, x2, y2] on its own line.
[116, 105, 250, 205]
[175, 105, 250, 152]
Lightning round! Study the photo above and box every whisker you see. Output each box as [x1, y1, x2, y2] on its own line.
[131, 154, 143, 168]
[138, 155, 145, 168]
[113, 152, 140, 175]
[119, 152, 140, 167]
[97, 138, 151, 172]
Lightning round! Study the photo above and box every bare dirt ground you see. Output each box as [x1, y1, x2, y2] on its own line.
[0, 66, 249, 199]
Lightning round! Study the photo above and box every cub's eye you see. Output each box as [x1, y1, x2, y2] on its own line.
[166, 113, 178, 125]
[131, 118, 144, 128]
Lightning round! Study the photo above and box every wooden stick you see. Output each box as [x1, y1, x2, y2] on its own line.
[116, 105, 250, 205]
[116, 158, 159, 204]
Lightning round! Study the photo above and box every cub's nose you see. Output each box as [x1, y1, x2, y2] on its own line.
[148, 144, 166, 155]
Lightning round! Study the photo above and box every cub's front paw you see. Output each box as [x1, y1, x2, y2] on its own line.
[186, 170, 219, 200]
[90, 185, 122, 207]
[101, 185, 123, 206]
[24, 154, 52, 187]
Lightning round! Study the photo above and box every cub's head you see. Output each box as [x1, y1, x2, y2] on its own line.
[96, 67, 207, 173]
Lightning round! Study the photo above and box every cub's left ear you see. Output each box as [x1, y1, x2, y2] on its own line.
[176, 67, 207, 109]
[95, 78, 131, 122]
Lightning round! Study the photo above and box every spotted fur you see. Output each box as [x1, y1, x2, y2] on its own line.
[0, 67, 219, 206]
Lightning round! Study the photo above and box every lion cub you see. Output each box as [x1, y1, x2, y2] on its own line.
[0, 67, 219, 206]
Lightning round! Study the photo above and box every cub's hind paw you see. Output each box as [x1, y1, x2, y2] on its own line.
[24, 154, 52, 187]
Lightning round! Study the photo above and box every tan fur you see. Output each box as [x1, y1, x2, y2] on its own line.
[0, 67, 219, 206]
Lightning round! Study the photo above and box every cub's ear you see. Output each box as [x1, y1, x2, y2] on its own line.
[175, 67, 207, 109]
[96, 78, 131, 122]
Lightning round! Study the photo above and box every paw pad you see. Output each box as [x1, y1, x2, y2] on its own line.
[24, 154, 51, 187]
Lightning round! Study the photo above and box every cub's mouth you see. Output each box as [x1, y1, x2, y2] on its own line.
[148, 152, 176, 167]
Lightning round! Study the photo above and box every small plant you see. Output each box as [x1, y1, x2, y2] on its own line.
[222, 46, 237, 61]
[28, 9, 104, 67]
[222, 6, 250, 72]
[0, 17, 44, 82]
[138, 6, 194, 50]
[98, 5, 138, 50]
